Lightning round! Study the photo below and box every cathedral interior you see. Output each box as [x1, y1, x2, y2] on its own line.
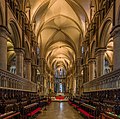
[0, 0, 120, 119]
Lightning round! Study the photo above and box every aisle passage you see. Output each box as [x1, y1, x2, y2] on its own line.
[36, 102, 84, 119]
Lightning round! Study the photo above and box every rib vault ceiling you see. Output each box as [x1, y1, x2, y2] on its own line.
[29, 0, 92, 72]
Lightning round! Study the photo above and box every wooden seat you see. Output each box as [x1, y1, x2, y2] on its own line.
[77, 108, 94, 118]
[71, 104, 78, 108]
[3, 112, 20, 119]
[27, 107, 41, 117]
[23, 102, 39, 116]
[68, 100, 72, 105]
[0, 111, 14, 118]
[24, 103, 38, 109]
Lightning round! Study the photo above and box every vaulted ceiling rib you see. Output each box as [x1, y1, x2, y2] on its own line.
[29, 0, 91, 72]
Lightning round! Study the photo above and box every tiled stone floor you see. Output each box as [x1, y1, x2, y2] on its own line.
[36, 102, 84, 119]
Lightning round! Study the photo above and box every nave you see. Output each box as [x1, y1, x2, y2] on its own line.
[36, 102, 84, 119]
[1, 0, 120, 119]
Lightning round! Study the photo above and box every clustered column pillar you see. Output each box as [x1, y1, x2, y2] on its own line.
[69, 74, 73, 94]
[66, 77, 69, 93]
[15, 48, 24, 77]
[75, 58, 81, 94]
[83, 64, 89, 83]
[25, 58, 31, 81]
[88, 58, 96, 81]
[31, 65, 37, 82]
[95, 48, 106, 77]
[0, 26, 9, 70]
[51, 76, 54, 92]
[40, 58, 45, 94]
[40, 75, 44, 94]
[79, 75, 83, 95]
[111, 26, 120, 70]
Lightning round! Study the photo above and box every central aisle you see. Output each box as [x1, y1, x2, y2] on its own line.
[36, 102, 84, 119]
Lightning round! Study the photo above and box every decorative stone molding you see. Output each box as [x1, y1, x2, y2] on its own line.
[111, 25, 120, 38]
[0, 68, 36, 92]
[14, 47, 25, 54]
[95, 47, 106, 56]
[88, 58, 95, 63]
[0, 25, 10, 39]
[24, 58, 31, 62]
[83, 68, 120, 92]
[82, 64, 89, 67]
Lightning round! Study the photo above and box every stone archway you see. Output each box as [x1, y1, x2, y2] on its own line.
[8, 20, 24, 77]
[8, 21, 21, 47]
[96, 20, 113, 76]
[7, 20, 21, 73]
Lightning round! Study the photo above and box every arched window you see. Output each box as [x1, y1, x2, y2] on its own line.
[9, 57, 16, 74]
[104, 58, 111, 74]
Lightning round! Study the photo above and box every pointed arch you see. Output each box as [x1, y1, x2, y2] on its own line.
[99, 19, 112, 47]
[24, 41, 30, 58]
[7, 20, 21, 73]
[8, 20, 21, 48]
[99, 19, 113, 74]
[90, 41, 96, 58]
[24, 0, 31, 11]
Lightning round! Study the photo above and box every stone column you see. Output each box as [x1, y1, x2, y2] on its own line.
[25, 58, 31, 81]
[76, 78, 80, 94]
[0, 26, 9, 70]
[71, 75, 73, 89]
[44, 78, 47, 95]
[69, 75, 72, 93]
[39, 58, 47, 94]
[79, 75, 83, 95]
[83, 64, 89, 83]
[40, 58, 45, 74]
[51, 77, 54, 92]
[73, 78, 76, 95]
[40, 75, 44, 94]
[75, 58, 81, 94]
[95, 48, 106, 77]
[15, 48, 24, 77]
[31, 65, 37, 82]
[47, 75, 52, 89]
[88, 58, 96, 81]
[111, 26, 120, 70]
[66, 77, 69, 92]
[49, 73, 54, 91]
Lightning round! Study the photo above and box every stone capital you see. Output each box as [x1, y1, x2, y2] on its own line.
[32, 64, 38, 68]
[25, 58, 31, 63]
[83, 64, 89, 67]
[0, 25, 10, 39]
[88, 58, 96, 63]
[40, 58, 45, 61]
[95, 47, 106, 56]
[111, 25, 120, 38]
[14, 48, 25, 54]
